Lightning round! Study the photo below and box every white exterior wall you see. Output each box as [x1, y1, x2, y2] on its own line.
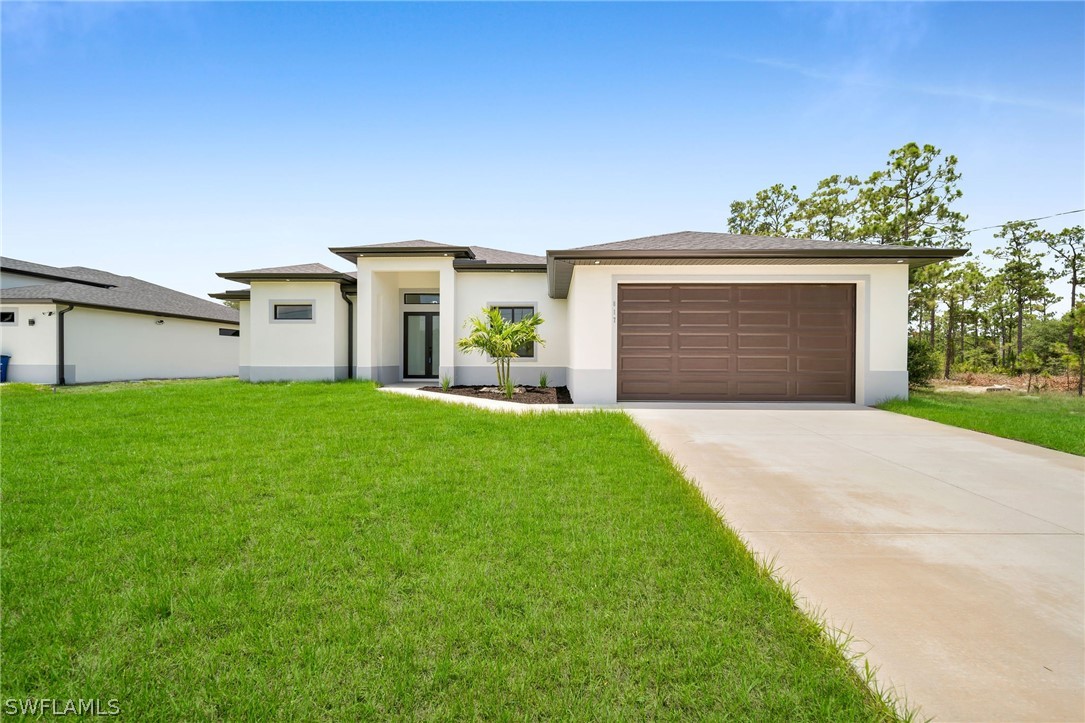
[0, 303, 61, 383]
[564, 263, 911, 406]
[453, 271, 569, 386]
[238, 301, 251, 380]
[245, 281, 348, 381]
[61, 307, 239, 384]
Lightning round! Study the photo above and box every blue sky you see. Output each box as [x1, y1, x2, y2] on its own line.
[3, 2, 1083, 302]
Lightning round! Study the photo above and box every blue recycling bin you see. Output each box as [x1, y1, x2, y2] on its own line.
[0, 355, 9, 383]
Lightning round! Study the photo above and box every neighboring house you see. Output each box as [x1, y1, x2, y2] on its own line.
[211, 232, 963, 405]
[1, 257, 240, 385]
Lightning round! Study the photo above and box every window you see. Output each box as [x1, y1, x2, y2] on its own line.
[404, 293, 439, 305]
[273, 304, 313, 321]
[496, 305, 536, 358]
[219, 328, 240, 337]
[0, 311, 15, 325]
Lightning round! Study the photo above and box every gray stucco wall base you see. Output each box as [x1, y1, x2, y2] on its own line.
[5, 363, 60, 385]
[567, 368, 614, 405]
[862, 370, 909, 405]
[356, 366, 400, 385]
[242, 365, 345, 382]
[454, 366, 567, 387]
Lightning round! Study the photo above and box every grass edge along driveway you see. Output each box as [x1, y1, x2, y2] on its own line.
[877, 389, 1085, 456]
[2, 379, 896, 720]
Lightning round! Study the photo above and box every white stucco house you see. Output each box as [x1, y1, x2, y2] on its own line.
[1, 257, 240, 385]
[211, 232, 963, 405]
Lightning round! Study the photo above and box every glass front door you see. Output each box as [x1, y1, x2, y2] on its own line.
[403, 312, 439, 378]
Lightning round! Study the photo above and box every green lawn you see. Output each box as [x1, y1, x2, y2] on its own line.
[2, 380, 891, 720]
[878, 389, 1085, 456]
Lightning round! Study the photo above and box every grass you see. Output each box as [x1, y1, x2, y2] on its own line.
[878, 389, 1085, 456]
[2, 379, 893, 720]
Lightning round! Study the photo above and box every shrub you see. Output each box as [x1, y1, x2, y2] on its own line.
[907, 336, 939, 388]
[538, 372, 549, 388]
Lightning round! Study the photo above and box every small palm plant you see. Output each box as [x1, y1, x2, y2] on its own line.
[457, 307, 545, 398]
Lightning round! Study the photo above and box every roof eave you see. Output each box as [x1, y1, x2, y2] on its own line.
[453, 262, 547, 272]
[544, 248, 967, 299]
[208, 290, 251, 301]
[216, 272, 355, 284]
[329, 246, 476, 263]
[546, 248, 967, 261]
[0, 297, 239, 325]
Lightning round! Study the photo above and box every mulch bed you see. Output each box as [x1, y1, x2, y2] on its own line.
[420, 385, 573, 405]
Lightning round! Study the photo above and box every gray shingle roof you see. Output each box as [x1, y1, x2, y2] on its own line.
[353, 239, 459, 249]
[0, 257, 239, 324]
[0, 257, 119, 287]
[570, 231, 892, 252]
[464, 246, 545, 265]
[223, 262, 342, 275]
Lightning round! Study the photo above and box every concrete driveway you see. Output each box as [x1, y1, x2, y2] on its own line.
[627, 405, 1084, 722]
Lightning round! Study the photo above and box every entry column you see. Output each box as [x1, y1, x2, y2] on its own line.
[438, 262, 456, 384]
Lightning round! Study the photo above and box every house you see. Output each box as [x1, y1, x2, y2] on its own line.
[211, 232, 964, 404]
[0, 257, 240, 385]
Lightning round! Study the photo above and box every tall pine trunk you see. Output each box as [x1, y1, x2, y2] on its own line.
[1016, 296, 1024, 361]
[1069, 279, 1078, 351]
[944, 300, 955, 379]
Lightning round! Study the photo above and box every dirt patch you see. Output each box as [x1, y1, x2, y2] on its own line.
[420, 385, 573, 405]
[929, 372, 1082, 394]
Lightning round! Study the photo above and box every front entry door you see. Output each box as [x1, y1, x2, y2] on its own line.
[404, 312, 440, 379]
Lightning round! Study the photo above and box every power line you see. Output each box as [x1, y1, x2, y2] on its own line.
[959, 208, 1084, 236]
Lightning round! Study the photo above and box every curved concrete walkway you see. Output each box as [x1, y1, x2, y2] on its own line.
[627, 406, 1084, 722]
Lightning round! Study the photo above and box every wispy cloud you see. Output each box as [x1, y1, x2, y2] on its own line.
[736, 55, 1083, 116]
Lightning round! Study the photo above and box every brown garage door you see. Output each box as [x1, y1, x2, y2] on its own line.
[617, 284, 855, 402]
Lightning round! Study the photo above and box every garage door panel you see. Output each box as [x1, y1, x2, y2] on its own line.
[619, 356, 673, 372]
[795, 380, 851, 398]
[735, 379, 791, 397]
[678, 286, 733, 303]
[621, 310, 673, 326]
[678, 310, 732, 327]
[621, 286, 673, 302]
[617, 283, 855, 402]
[616, 377, 672, 395]
[796, 355, 849, 373]
[797, 334, 850, 351]
[797, 311, 849, 328]
[736, 286, 793, 304]
[620, 333, 673, 350]
[737, 356, 791, 372]
[797, 285, 853, 305]
[737, 310, 791, 327]
[675, 378, 731, 395]
[677, 333, 730, 350]
[677, 356, 730, 372]
[737, 333, 790, 349]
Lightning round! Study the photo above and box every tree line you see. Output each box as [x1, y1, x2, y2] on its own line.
[727, 142, 1084, 394]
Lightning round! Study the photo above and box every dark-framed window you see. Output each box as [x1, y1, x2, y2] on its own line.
[496, 306, 536, 358]
[273, 304, 313, 321]
[404, 293, 439, 305]
[0, 311, 15, 325]
[219, 328, 240, 337]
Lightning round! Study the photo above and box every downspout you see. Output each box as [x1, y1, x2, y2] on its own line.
[341, 289, 354, 380]
[56, 304, 75, 385]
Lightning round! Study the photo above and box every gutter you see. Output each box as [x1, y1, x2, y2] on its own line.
[56, 304, 75, 386]
[341, 289, 354, 380]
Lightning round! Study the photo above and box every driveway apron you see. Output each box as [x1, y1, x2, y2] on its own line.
[626, 405, 1085, 722]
